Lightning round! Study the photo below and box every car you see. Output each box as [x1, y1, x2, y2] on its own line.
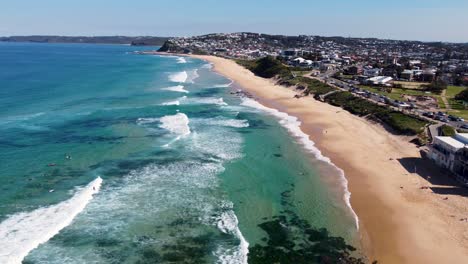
[457, 117, 465, 122]
[461, 124, 468, 130]
[448, 115, 458, 121]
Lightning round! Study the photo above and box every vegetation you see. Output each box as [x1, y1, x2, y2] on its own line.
[454, 87, 468, 101]
[278, 76, 336, 96]
[0, 36, 169, 46]
[325, 92, 429, 135]
[248, 184, 366, 264]
[422, 80, 447, 94]
[440, 125, 456, 137]
[237, 58, 429, 136]
[237, 57, 291, 78]
[249, 215, 365, 264]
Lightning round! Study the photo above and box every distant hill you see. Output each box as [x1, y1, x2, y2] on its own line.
[0, 36, 169, 46]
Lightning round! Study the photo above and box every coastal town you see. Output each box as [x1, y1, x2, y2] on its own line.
[155, 32, 468, 187]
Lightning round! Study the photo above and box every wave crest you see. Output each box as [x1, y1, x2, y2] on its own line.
[0, 177, 103, 263]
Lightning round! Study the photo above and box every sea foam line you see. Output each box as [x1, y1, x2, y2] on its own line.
[241, 98, 359, 229]
[0, 177, 103, 264]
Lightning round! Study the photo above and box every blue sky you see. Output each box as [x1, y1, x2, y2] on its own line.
[1, 0, 467, 42]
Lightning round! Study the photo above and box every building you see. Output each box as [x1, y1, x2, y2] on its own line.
[419, 69, 436, 82]
[282, 49, 302, 58]
[366, 76, 393, 86]
[429, 133, 468, 186]
[363, 67, 381, 77]
[400, 69, 414, 81]
[346, 66, 363, 75]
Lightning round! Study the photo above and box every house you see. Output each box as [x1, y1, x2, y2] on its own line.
[400, 70, 414, 81]
[282, 49, 302, 58]
[419, 69, 436, 82]
[363, 67, 381, 77]
[429, 133, 468, 186]
[346, 66, 363, 75]
[382, 65, 399, 78]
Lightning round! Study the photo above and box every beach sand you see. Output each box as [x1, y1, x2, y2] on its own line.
[192, 55, 468, 263]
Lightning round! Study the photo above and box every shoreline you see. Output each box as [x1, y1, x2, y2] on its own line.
[188, 54, 468, 263]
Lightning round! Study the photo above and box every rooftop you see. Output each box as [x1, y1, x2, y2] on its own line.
[435, 136, 466, 149]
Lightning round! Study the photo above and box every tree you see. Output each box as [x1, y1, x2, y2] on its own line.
[423, 80, 447, 94]
[455, 88, 468, 101]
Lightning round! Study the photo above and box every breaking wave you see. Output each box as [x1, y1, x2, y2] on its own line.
[193, 117, 249, 128]
[160, 100, 181, 106]
[176, 57, 187, 64]
[159, 113, 191, 137]
[168, 71, 188, 83]
[187, 69, 200, 83]
[214, 201, 249, 264]
[161, 85, 189, 93]
[0, 177, 103, 264]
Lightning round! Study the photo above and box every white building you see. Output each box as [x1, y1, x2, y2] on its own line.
[429, 133, 468, 186]
[430, 136, 465, 170]
[366, 76, 393, 86]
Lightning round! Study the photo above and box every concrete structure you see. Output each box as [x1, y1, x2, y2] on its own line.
[429, 133, 468, 186]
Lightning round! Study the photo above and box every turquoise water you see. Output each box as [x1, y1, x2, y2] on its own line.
[0, 43, 360, 263]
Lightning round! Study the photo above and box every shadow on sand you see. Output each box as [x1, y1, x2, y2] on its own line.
[397, 150, 468, 198]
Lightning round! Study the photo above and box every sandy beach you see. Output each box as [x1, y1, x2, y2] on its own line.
[190, 55, 468, 263]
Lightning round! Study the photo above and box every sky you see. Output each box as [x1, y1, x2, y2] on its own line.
[1, 0, 468, 42]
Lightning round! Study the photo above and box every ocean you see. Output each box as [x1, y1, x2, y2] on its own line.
[0, 42, 361, 263]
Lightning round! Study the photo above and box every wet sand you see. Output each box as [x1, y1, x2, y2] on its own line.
[192, 55, 468, 263]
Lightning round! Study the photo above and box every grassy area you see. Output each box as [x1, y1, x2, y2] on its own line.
[444, 86, 468, 118]
[393, 81, 429, 89]
[325, 91, 429, 135]
[279, 76, 336, 96]
[440, 125, 457, 137]
[437, 97, 446, 109]
[359, 85, 434, 101]
[446, 85, 466, 98]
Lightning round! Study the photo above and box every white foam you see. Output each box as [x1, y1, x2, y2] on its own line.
[201, 63, 213, 69]
[196, 117, 249, 128]
[136, 117, 159, 125]
[215, 202, 249, 264]
[213, 80, 234, 88]
[161, 85, 189, 93]
[190, 97, 227, 106]
[160, 100, 180, 106]
[241, 98, 359, 229]
[186, 69, 199, 83]
[168, 71, 188, 83]
[0, 177, 103, 264]
[176, 57, 187, 64]
[159, 113, 191, 137]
